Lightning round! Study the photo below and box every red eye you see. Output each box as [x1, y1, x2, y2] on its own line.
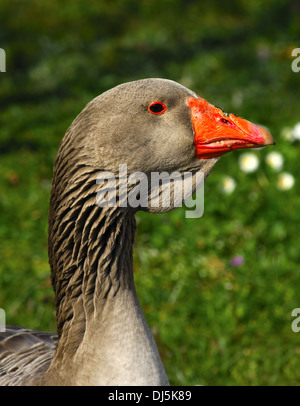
[148, 102, 167, 115]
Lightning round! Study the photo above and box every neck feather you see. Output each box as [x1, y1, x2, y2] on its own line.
[49, 162, 136, 334]
[46, 163, 169, 385]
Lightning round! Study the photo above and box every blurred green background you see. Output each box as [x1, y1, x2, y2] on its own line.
[0, 0, 300, 385]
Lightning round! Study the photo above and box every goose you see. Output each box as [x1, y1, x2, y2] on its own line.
[0, 78, 274, 386]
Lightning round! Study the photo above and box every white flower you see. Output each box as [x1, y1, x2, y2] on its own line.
[265, 151, 284, 171]
[224, 282, 233, 291]
[239, 153, 259, 173]
[292, 123, 300, 140]
[277, 172, 295, 190]
[280, 127, 294, 141]
[220, 176, 237, 194]
[281, 123, 300, 142]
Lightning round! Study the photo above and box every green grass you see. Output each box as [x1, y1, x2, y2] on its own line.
[1, 0, 300, 386]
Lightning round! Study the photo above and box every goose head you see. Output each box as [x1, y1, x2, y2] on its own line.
[53, 78, 274, 215]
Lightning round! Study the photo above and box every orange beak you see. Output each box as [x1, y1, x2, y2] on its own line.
[188, 96, 275, 159]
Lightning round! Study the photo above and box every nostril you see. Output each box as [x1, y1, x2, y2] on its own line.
[220, 118, 231, 125]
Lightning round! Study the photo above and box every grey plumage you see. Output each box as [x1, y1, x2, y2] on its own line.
[0, 79, 219, 385]
[0, 326, 56, 385]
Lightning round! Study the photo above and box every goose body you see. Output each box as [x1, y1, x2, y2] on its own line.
[0, 79, 274, 385]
